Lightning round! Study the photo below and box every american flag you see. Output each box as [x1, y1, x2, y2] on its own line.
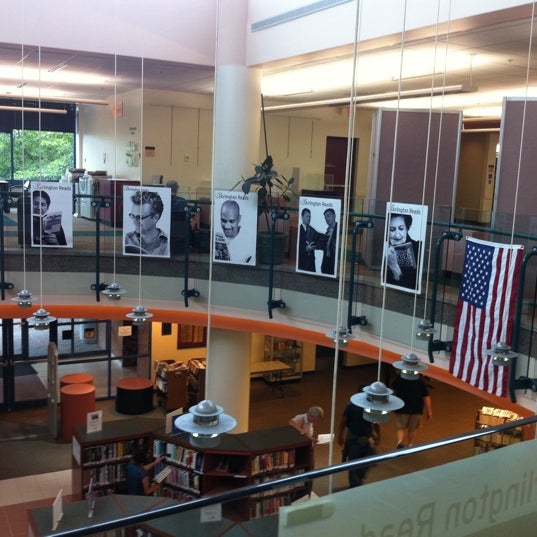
[449, 237, 523, 397]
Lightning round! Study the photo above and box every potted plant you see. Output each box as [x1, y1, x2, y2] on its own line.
[233, 155, 297, 264]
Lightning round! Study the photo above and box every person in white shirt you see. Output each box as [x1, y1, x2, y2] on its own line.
[289, 406, 324, 439]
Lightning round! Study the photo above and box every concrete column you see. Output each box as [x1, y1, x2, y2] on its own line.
[205, 328, 251, 433]
[212, 0, 261, 189]
[206, 0, 259, 433]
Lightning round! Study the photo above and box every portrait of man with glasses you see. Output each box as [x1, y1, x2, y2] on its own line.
[123, 187, 170, 257]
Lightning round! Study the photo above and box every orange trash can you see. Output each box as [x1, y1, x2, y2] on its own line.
[60, 384, 96, 442]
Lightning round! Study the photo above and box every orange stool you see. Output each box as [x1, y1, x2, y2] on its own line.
[116, 377, 154, 415]
[60, 373, 94, 388]
[60, 384, 96, 442]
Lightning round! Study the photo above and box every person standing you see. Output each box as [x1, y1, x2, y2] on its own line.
[320, 208, 337, 275]
[338, 389, 380, 487]
[297, 207, 318, 272]
[127, 445, 164, 496]
[289, 406, 324, 439]
[392, 372, 432, 449]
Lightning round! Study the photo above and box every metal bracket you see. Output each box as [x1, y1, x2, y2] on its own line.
[350, 315, 368, 326]
[347, 219, 374, 332]
[92, 197, 112, 302]
[183, 204, 201, 307]
[267, 210, 289, 319]
[426, 228, 463, 362]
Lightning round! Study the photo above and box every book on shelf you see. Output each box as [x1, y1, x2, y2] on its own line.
[154, 466, 172, 484]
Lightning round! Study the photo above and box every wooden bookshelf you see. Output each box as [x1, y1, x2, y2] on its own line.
[72, 418, 312, 522]
[71, 418, 164, 501]
[153, 425, 312, 520]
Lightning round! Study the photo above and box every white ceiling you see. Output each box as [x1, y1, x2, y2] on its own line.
[0, 11, 536, 118]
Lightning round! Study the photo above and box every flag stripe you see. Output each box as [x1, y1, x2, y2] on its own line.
[449, 237, 523, 397]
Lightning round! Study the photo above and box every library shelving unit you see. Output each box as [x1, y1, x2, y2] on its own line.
[263, 336, 303, 382]
[154, 360, 189, 412]
[152, 425, 313, 520]
[72, 418, 312, 522]
[473, 406, 523, 454]
[71, 418, 164, 501]
[186, 358, 206, 407]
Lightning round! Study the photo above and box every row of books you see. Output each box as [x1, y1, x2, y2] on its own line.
[153, 439, 204, 471]
[83, 465, 126, 488]
[249, 495, 291, 519]
[159, 465, 202, 493]
[188, 358, 206, 376]
[251, 449, 296, 475]
[82, 439, 141, 465]
[158, 487, 198, 502]
[251, 470, 305, 499]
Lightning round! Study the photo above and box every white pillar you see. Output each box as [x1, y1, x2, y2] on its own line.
[205, 0, 259, 433]
[212, 0, 261, 189]
[205, 328, 251, 433]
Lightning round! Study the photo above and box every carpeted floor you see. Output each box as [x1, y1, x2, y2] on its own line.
[0, 364, 36, 377]
[0, 355, 492, 490]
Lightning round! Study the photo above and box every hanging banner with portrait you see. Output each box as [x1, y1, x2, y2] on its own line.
[31, 182, 73, 248]
[295, 196, 341, 278]
[122, 185, 171, 258]
[381, 202, 428, 294]
[213, 190, 258, 266]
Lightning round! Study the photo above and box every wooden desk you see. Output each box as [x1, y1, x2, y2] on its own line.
[250, 360, 291, 398]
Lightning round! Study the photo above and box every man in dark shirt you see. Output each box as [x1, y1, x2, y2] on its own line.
[337, 387, 381, 487]
[392, 373, 432, 448]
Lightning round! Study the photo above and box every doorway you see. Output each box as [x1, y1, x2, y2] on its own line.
[0, 318, 150, 411]
[324, 136, 358, 198]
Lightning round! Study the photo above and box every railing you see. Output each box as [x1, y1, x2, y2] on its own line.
[42, 415, 537, 536]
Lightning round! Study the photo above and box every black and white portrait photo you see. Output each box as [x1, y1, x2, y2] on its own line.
[381, 202, 428, 294]
[122, 186, 171, 258]
[295, 196, 341, 278]
[213, 190, 258, 266]
[31, 182, 73, 248]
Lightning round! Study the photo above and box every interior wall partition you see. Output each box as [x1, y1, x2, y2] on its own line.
[364, 108, 462, 269]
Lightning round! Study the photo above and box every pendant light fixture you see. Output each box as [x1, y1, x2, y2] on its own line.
[393, 352, 428, 380]
[351, 382, 404, 423]
[125, 11, 150, 327]
[485, 341, 518, 367]
[325, 325, 354, 347]
[126, 304, 153, 326]
[102, 9, 126, 302]
[12, 45, 37, 310]
[415, 319, 435, 340]
[26, 46, 55, 331]
[175, 400, 236, 448]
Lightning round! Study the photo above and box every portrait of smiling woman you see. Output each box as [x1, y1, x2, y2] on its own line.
[382, 203, 428, 293]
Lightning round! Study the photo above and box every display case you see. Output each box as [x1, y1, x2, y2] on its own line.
[263, 336, 302, 382]
[473, 406, 523, 454]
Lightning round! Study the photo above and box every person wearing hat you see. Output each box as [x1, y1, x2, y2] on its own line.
[126, 445, 164, 496]
[337, 386, 381, 488]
